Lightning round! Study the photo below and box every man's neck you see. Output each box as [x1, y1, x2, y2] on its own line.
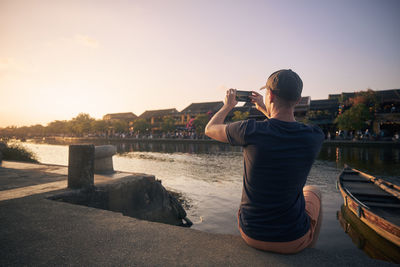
[269, 108, 296, 122]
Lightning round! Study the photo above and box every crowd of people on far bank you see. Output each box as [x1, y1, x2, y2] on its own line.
[90, 129, 205, 140]
[327, 129, 400, 142]
[96, 127, 400, 142]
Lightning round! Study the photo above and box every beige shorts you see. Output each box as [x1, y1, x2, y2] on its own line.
[238, 186, 322, 254]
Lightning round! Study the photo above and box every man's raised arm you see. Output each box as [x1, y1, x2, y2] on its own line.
[205, 89, 238, 143]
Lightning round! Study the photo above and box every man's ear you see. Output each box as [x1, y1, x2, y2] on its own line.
[269, 91, 275, 103]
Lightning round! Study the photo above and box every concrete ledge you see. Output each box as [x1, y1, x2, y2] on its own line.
[0, 195, 394, 266]
[0, 162, 395, 266]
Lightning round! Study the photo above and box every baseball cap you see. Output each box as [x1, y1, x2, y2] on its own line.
[260, 69, 303, 101]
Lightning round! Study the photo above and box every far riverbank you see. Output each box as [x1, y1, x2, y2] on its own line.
[27, 136, 400, 148]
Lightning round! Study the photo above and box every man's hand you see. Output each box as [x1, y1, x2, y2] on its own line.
[250, 91, 269, 118]
[250, 91, 265, 111]
[224, 88, 238, 109]
[205, 89, 238, 143]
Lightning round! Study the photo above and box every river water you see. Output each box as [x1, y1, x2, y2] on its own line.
[19, 140, 400, 259]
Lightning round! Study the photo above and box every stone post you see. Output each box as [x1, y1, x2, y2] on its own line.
[94, 145, 117, 174]
[0, 142, 6, 166]
[68, 144, 95, 189]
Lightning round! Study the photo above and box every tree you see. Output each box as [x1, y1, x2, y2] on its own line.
[91, 120, 109, 134]
[193, 114, 210, 135]
[161, 116, 176, 132]
[131, 118, 150, 133]
[334, 103, 371, 131]
[70, 113, 95, 136]
[0, 126, 16, 138]
[29, 124, 45, 137]
[15, 126, 29, 138]
[47, 120, 69, 136]
[112, 119, 129, 133]
[65, 120, 75, 136]
[348, 89, 378, 112]
[232, 111, 249, 122]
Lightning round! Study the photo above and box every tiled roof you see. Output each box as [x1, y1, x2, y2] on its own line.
[328, 89, 400, 103]
[376, 89, 400, 103]
[294, 96, 311, 113]
[310, 99, 339, 110]
[297, 96, 311, 106]
[103, 112, 137, 120]
[139, 108, 179, 119]
[181, 101, 224, 114]
[328, 92, 355, 100]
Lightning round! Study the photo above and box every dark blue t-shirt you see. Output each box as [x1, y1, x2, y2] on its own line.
[226, 118, 324, 242]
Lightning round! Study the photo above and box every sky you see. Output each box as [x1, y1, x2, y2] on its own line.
[1, 0, 399, 127]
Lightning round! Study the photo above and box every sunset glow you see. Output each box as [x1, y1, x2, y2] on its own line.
[1, 0, 399, 127]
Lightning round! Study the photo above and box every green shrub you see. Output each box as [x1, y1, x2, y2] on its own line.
[1, 143, 39, 163]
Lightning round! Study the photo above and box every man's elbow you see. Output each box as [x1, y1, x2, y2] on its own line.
[205, 124, 218, 139]
[204, 124, 228, 143]
[204, 125, 211, 138]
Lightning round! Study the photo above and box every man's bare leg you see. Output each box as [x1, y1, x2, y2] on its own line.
[303, 185, 323, 248]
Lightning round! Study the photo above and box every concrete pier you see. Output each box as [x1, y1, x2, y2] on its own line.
[0, 161, 396, 266]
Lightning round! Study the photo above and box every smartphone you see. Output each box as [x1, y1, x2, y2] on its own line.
[236, 90, 252, 102]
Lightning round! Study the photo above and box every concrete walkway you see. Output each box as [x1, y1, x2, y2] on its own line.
[0, 161, 395, 266]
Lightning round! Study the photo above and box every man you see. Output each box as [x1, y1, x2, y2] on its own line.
[205, 69, 324, 254]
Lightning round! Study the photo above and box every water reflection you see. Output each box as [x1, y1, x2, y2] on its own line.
[318, 144, 400, 177]
[113, 142, 400, 178]
[336, 147, 340, 163]
[337, 205, 400, 263]
[35, 138, 242, 155]
[114, 142, 242, 154]
[114, 142, 400, 178]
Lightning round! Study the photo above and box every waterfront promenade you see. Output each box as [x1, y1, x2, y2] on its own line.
[30, 136, 400, 147]
[0, 161, 395, 266]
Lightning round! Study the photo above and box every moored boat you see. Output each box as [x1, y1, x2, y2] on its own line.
[337, 165, 400, 247]
[337, 204, 400, 263]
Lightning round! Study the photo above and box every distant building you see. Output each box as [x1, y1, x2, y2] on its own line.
[294, 96, 311, 120]
[376, 89, 400, 109]
[328, 92, 355, 101]
[139, 108, 180, 126]
[307, 98, 339, 133]
[329, 89, 400, 106]
[327, 89, 400, 135]
[103, 112, 137, 121]
[373, 89, 400, 135]
[227, 96, 311, 122]
[102, 88, 400, 136]
[180, 101, 224, 124]
[229, 102, 264, 121]
[310, 99, 339, 112]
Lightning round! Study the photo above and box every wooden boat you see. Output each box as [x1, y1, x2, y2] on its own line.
[337, 205, 400, 263]
[337, 165, 400, 247]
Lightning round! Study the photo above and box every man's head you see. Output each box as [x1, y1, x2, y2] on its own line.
[261, 69, 303, 108]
